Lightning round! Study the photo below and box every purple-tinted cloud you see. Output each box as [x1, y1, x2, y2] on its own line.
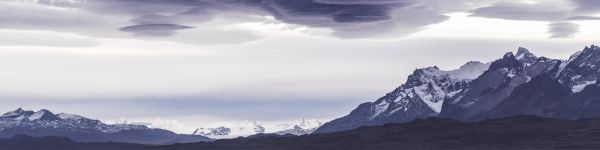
[572, 0, 600, 14]
[470, 1, 569, 21]
[566, 16, 600, 21]
[0, 0, 596, 39]
[469, 1, 594, 38]
[120, 24, 194, 37]
[0, 0, 451, 39]
[548, 22, 579, 38]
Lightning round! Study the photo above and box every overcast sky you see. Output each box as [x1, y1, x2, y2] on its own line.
[0, 0, 599, 133]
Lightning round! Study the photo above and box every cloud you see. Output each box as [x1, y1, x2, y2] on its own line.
[470, 1, 570, 21]
[0, 1, 117, 35]
[548, 22, 579, 38]
[0, 0, 594, 40]
[469, 1, 592, 39]
[230, 0, 452, 38]
[0, 0, 260, 45]
[572, 0, 600, 14]
[566, 16, 600, 20]
[119, 24, 194, 37]
[313, 0, 412, 5]
[0, 30, 98, 47]
[0, 0, 456, 39]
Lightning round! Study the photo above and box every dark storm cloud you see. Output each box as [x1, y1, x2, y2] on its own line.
[260, 0, 398, 23]
[248, 0, 447, 38]
[548, 22, 579, 38]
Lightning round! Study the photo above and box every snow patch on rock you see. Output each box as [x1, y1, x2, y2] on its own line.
[572, 80, 596, 93]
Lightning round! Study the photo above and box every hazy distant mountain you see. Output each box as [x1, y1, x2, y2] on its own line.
[192, 119, 323, 138]
[272, 119, 323, 135]
[0, 108, 210, 144]
[315, 45, 600, 134]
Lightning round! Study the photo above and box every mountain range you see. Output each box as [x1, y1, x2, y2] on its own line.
[0, 107, 324, 141]
[5, 115, 600, 150]
[4, 45, 600, 149]
[0, 108, 210, 144]
[192, 119, 323, 138]
[315, 45, 600, 133]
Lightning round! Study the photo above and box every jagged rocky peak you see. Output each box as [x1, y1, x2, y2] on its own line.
[516, 47, 530, 55]
[567, 44, 600, 64]
[504, 51, 515, 58]
[585, 44, 599, 49]
[489, 51, 523, 71]
[554, 44, 600, 93]
[493, 48, 537, 73]
[515, 47, 537, 64]
[409, 61, 490, 84]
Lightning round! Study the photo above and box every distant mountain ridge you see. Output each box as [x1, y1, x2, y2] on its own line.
[0, 108, 210, 144]
[315, 45, 600, 134]
[192, 119, 323, 139]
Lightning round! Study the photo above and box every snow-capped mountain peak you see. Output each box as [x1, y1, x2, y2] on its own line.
[392, 61, 491, 113]
[0, 108, 59, 121]
[191, 120, 266, 138]
[0, 108, 146, 133]
[292, 118, 323, 129]
[193, 127, 231, 136]
[28, 109, 59, 121]
[57, 113, 85, 120]
[2, 108, 25, 116]
[1, 108, 32, 120]
[192, 119, 325, 138]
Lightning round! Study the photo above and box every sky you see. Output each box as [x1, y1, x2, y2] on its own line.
[0, 0, 599, 133]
